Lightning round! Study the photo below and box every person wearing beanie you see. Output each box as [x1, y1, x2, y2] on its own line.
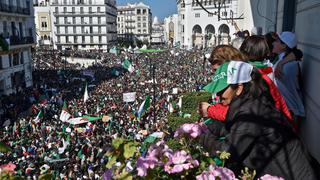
[272, 31, 305, 126]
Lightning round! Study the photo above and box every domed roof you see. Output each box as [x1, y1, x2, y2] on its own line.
[153, 16, 160, 25]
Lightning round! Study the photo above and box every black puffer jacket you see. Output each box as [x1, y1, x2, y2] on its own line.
[200, 94, 319, 180]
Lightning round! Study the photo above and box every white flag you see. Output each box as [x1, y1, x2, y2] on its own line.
[84, 83, 89, 103]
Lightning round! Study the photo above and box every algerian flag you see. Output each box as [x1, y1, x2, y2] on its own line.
[137, 96, 150, 118]
[84, 83, 89, 103]
[34, 110, 44, 123]
[68, 117, 89, 125]
[203, 61, 253, 93]
[60, 101, 71, 122]
[122, 58, 134, 73]
[58, 138, 69, 154]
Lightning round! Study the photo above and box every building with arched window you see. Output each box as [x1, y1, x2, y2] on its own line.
[164, 14, 179, 47]
[176, 0, 238, 49]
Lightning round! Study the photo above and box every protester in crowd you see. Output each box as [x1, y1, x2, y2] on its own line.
[199, 61, 319, 180]
[272, 32, 305, 124]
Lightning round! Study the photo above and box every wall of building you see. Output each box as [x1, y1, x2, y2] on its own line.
[245, 0, 320, 162]
[293, 0, 320, 162]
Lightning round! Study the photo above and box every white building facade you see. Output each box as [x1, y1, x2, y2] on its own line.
[34, 0, 54, 47]
[50, 0, 117, 51]
[0, 0, 35, 95]
[164, 14, 179, 47]
[117, 2, 152, 43]
[176, 0, 239, 49]
[150, 17, 164, 44]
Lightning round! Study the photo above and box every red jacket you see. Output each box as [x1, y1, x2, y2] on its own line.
[207, 69, 296, 130]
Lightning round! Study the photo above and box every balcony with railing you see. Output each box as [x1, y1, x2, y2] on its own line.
[53, 11, 106, 16]
[9, 36, 34, 46]
[0, 3, 31, 16]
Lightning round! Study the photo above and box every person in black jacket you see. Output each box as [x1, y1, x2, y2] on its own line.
[199, 61, 319, 180]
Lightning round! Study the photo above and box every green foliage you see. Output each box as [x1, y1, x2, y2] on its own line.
[0, 142, 11, 153]
[168, 92, 211, 131]
[106, 138, 140, 176]
[166, 138, 183, 151]
[239, 167, 256, 180]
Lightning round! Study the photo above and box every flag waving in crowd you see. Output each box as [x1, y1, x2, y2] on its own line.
[122, 57, 135, 73]
[83, 83, 89, 103]
[138, 96, 150, 119]
[59, 101, 71, 122]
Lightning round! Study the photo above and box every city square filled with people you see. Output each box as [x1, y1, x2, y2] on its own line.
[1, 31, 319, 179]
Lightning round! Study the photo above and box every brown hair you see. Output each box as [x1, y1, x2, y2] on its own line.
[208, 45, 246, 66]
[240, 35, 270, 61]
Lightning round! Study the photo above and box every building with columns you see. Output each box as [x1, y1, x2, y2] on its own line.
[50, 0, 117, 50]
[163, 14, 179, 47]
[176, 0, 239, 49]
[117, 2, 152, 43]
[0, 0, 35, 95]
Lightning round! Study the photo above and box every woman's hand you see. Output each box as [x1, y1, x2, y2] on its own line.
[198, 102, 210, 118]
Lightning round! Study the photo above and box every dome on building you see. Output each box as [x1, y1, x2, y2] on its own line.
[153, 16, 160, 26]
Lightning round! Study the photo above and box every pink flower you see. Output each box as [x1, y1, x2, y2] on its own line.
[196, 165, 237, 180]
[174, 123, 208, 138]
[259, 174, 285, 180]
[164, 150, 199, 174]
[136, 156, 159, 177]
[102, 169, 113, 180]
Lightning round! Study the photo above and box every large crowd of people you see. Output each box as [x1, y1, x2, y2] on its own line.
[0, 31, 319, 179]
[0, 46, 209, 179]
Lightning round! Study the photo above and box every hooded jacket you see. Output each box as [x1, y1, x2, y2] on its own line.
[200, 92, 319, 180]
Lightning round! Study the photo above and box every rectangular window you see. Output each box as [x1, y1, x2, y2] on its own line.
[89, 7, 92, 13]
[41, 17, 48, 30]
[20, 52, 24, 64]
[195, 13, 200, 18]
[143, 23, 146, 28]
[9, 54, 12, 67]
[137, 23, 141, 28]
[64, 7, 67, 13]
[13, 53, 19, 66]
[99, 36, 102, 43]
[2, 21, 8, 37]
[80, 7, 83, 13]
[97, 7, 100, 13]
[66, 36, 69, 43]
[0, 56, 2, 69]
[82, 36, 85, 42]
[137, 9, 141, 14]
[143, 17, 146, 21]
[143, 9, 146, 14]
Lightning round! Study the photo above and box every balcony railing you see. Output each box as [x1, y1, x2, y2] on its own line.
[0, 3, 30, 15]
[9, 36, 34, 46]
